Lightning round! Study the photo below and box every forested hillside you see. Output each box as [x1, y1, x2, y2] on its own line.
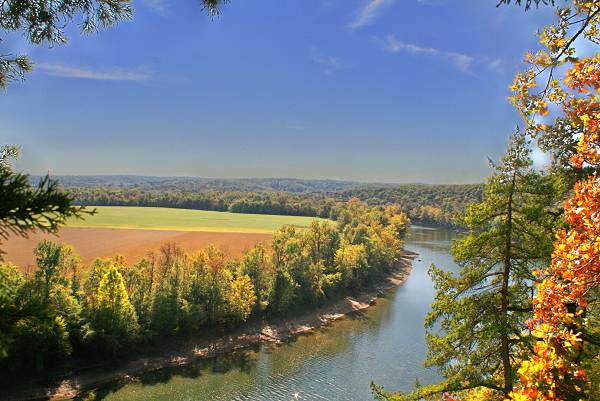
[60, 177, 483, 227]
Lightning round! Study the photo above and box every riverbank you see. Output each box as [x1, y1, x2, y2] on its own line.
[4, 251, 416, 401]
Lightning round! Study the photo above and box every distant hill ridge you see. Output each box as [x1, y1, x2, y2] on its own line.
[32, 175, 363, 194]
[32, 175, 481, 194]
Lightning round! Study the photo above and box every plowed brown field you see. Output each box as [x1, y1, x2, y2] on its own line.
[3, 228, 272, 272]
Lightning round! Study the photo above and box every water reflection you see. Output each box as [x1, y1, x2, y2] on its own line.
[91, 226, 460, 401]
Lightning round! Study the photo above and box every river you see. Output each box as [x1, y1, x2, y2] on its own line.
[94, 225, 460, 401]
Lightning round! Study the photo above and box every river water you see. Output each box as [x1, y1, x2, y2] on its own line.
[97, 226, 460, 401]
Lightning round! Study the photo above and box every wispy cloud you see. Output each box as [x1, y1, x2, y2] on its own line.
[384, 34, 473, 73]
[531, 144, 551, 170]
[311, 49, 345, 74]
[487, 58, 505, 73]
[37, 63, 152, 82]
[139, 0, 169, 16]
[349, 0, 395, 29]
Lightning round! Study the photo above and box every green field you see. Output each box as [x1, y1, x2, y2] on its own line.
[68, 206, 324, 233]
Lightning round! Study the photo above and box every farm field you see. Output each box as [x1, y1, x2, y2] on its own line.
[4, 206, 322, 271]
[4, 228, 272, 272]
[67, 206, 323, 233]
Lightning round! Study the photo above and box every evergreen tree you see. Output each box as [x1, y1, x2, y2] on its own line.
[0, 146, 92, 256]
[376, 131, 563, 400]
[121, 260, 153, 326]
[271, 268, 297, 315]
[151, 282, 181, 335]
[0, 263, 24, 360]
[10, 279, 73, 371]
[1, 241, 86, 371]
[82, 258, 122, 312]
[179, 252, 210, 330]
[33, 240, 64, 302]
[92, 266, 139, 352]
[0, 1, 228, 88]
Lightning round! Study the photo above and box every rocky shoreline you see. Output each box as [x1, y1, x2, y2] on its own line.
[4, 251, 417, 401]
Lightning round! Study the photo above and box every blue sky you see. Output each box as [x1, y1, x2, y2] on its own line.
[1, 0, 555, 183]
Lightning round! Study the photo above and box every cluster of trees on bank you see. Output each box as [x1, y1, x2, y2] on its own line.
[338, 184, 483, 228]
[0, 199, 409, 376]
[66, 183, 482, 228]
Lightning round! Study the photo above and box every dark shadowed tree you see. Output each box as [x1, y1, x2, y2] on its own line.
[0, 262, 24, 360]
[0, 146, 93, 257]
[496, 0, 557, 9]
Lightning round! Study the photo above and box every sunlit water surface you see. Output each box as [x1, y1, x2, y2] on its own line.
[94, 226, 460, 401]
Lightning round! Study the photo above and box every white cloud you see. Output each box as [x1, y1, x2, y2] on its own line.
[349, 0, 395, 29]
[384, 34, 474, 73]
[531, 144, 551, 170]
[487, 58, 505, 73]
[311, 49, 345, 74]
[139, 0, 169, 16]
[37, 63, 152, 82]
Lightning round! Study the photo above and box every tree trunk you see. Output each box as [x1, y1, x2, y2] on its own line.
[500, 171, 516, 396]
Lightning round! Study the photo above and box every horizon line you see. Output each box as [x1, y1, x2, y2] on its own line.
[28, 173, 483, 186]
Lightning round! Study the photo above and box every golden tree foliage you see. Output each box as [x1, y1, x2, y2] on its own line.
[507, 1, 600, 400]
[226, 274, 257, 323]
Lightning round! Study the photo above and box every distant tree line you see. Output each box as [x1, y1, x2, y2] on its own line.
[68, 188, 336, 218]
[67, 183, 482, 228]
[0, 199, 409, 377]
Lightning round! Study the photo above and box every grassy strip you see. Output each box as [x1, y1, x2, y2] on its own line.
[67, 206, 323, 233]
